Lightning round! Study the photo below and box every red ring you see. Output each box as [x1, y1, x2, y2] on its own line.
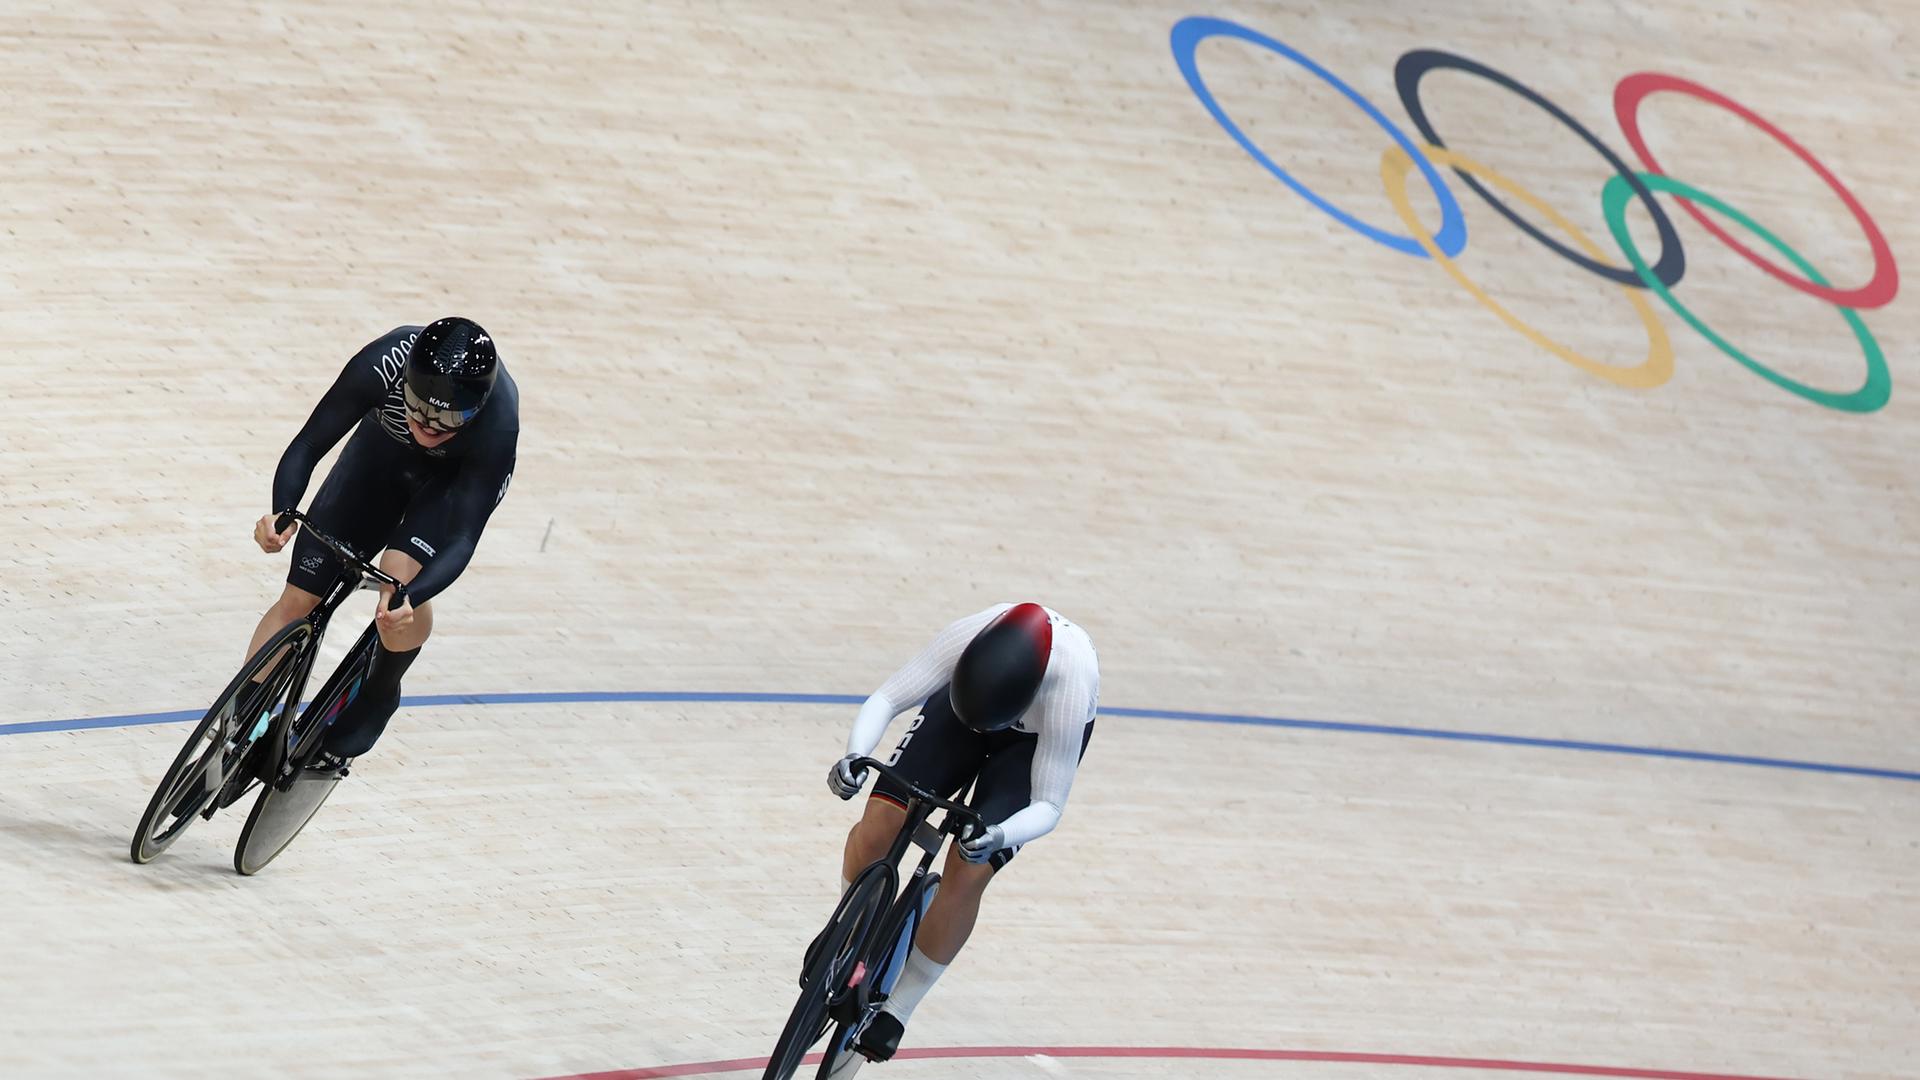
[1613, 72, 1899, 309]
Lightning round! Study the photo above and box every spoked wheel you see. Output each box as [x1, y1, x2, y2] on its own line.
[130, 621, 312, 864]
[764, 869, 894, 1080]
[815, 875, 940, 1079]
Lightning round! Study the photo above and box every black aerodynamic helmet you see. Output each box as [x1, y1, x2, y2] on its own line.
[948, 602, 1054, 733]
[403, 316, 498, 432]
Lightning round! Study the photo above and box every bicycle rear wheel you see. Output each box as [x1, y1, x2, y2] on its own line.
[233, 628, 377, 875]
[764, 868, 892, 1080]
[233, 769, 340, 875]
[130, 621, 312, 864]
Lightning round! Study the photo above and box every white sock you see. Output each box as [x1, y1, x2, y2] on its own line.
[879, 946, 947, 1025]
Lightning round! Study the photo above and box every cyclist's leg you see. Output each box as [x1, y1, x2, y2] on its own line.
[241, 582, 323, 666]
[840, 797, 906, 890]
[842, 687, 985, 887]
[319, 470, 461, 760]
[917, 848, 992, 962]
[318, 548, 428, 759]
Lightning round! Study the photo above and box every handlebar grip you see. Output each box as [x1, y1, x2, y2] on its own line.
[386, 585, 409, 611]
[274, 510, 298, 534]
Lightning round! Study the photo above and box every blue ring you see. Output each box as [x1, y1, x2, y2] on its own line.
[1170, 16, 1467, 258]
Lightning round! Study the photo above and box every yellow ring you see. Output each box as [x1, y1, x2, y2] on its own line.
[1379, 145, 1674, 389]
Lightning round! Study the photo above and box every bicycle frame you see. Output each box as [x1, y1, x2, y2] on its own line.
[765, 760, 988, 1080]
[828, 759, 982, 1024]
[257, 511, 407, 787]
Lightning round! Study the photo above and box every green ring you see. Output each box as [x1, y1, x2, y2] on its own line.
[1601, 172, 1891, 413]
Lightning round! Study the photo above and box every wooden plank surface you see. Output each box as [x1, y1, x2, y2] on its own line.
[1, 2, 1914, 1078]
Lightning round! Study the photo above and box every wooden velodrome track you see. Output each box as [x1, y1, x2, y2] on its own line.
[2, 1, 1916, 1077]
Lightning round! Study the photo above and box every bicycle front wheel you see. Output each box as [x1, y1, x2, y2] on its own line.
[764, 870, 891, 1080]
[130, 620, 313, 863]
[815, 872, 940, 1078]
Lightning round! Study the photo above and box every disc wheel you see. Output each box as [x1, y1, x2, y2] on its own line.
[232, 630, 381, 875]
[233, 770, 341, 875]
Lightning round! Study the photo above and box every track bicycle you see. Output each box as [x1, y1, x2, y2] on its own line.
[763, 757, 984, 1080]
[130, 510, 405, 874]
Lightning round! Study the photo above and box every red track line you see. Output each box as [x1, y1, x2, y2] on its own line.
[533, 1045, 1802, 1080]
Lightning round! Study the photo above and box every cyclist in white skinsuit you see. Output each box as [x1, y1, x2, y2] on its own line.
[825, 602, 1100, 1072]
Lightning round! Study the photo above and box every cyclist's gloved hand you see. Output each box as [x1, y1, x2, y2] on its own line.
[827, 753, 868, 800]
[957, 823, 1006, 864]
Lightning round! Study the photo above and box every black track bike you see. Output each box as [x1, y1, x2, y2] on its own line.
[763, 757, 984, 1080]
[130, 510, 405, 874]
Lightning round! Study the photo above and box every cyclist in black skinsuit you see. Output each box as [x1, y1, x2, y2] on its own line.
[244, 316, 519, 773]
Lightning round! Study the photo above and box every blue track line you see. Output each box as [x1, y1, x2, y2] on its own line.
[3, 691, 1914, 782]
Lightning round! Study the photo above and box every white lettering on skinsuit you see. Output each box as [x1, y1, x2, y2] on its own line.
[373, 332, 420, 389]
[409, 536, 436, 558]
[887, 712, 927, 766]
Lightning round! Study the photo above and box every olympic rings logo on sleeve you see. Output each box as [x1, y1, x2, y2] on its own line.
[1169, 16, 1899, 413]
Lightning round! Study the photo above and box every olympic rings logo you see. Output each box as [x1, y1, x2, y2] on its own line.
[1170, 17, 1901, 413]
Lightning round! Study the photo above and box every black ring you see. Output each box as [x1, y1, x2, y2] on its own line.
[1394, 49, 1686, 289]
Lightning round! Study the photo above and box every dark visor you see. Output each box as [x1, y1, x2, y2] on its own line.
[404, 382, 481, 433]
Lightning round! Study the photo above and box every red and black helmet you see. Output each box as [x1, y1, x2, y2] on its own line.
[948, 603, 1053, 733]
